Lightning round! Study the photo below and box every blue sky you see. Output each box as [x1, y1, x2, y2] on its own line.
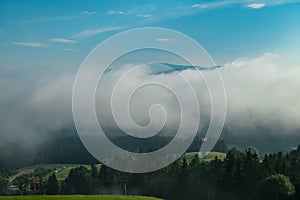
[1, 0, 300, 75]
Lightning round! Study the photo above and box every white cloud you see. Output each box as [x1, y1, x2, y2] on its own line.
[106, 9, 127, 15]
[247, 3, 266, 9]
[50, 38, 77, 43]
[156, 38, 171, 42]
[139, 14, 152, 18]
[63, 48, 77, 52]
[192, 1, 232, 9]
[220, 53, 300, 129]
[191, 1, 297, 12]
[72, 53, 300, 135]
[73, 27, 123, 38]
[192, 4, 208, 8]
[1, 53, 300, 150]
[12, 42, 48, 48]
[81, 11, 97, 15]
[18, 15, 79, 24]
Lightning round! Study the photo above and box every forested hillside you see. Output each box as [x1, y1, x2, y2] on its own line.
[2, 146, 300, 200]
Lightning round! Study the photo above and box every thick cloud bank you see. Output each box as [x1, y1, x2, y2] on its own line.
[0, 53, 299, 151]
[223, 53, 300, 131]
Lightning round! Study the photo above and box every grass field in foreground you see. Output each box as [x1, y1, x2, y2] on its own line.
[0, 195, 161, 200]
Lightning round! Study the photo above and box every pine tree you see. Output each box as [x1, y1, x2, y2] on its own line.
[46, 173, 58, 195]
[91, 165, 98, 179]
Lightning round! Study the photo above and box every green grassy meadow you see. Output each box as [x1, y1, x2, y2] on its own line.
[43, 164, 101, 182]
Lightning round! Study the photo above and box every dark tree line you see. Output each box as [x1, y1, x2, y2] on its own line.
[33, 146, 300, 200]
[0, 169, 9, 195]
[2, 146, 300, 200]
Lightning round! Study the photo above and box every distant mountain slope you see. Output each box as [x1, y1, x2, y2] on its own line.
[148, 63, 222, 75]
[104, 62, 222, 75]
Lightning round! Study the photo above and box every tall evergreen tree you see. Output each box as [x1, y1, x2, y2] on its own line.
[46, 173, 58, 195]
[65, 166, 92, 194]
[0, 176, 8, 195]
[91, 164, 98, 179]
